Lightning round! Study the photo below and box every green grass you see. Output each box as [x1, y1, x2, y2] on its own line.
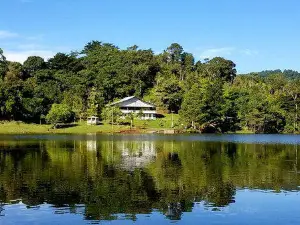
[0, 121, 51, 134]
[0, 114, 180, 134]
[134, 114, 180, 129]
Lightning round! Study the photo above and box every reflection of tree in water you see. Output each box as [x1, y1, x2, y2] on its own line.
[164, 152, 182, 179]
[83, 169, 161, 221]
[202, 182, 236, 207]
[0, 201, 4, 216]
[0, 139, 300, 222]
[150, 147, 236, 219]
[165, 202, 182, 220]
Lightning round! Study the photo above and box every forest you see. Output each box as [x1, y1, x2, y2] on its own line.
[0, 41, 300, 133]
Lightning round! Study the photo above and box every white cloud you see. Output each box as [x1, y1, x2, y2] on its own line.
[26, 34, 44, 41]
[4, 50, 55, 63]
[199, 47, 235, 60]
[1, 30, 68, 63]
[240, 49, 259, 56]
[17, 44, 43, 50]
[0, 30, 19, 39]
[197, 47, 259, 60]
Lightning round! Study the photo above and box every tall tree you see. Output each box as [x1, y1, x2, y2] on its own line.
[0, 48, 8, 79]
[166, 43, 184, 63]
[23, 56, 46, 74]
[180, 78, 225, 131]
[198, 57, 237, 83]
[284, 80, 300, 132]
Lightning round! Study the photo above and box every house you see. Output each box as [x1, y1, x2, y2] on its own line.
[87, 116, 100, 125]
[109, 96, 157, 120]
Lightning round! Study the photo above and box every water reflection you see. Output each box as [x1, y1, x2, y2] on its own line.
[0, 135, 300, 224]
[120, 141, 156, 170]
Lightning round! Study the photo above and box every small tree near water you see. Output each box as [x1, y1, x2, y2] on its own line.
[127, 112, 136, 129]
[101, 106, 122, 124]
[46, 104, 75, 126]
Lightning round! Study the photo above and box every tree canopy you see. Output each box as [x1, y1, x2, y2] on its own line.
[0, 43, 299, 133]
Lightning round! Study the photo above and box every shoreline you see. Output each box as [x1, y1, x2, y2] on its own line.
[0, 121, 177, 135]
[0, 121, 258, 135]
[0, 121, 256, 135]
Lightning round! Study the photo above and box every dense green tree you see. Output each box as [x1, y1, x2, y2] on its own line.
[180, 78, 224, 131]
[86, 87, 104, 117]
[284, 80, 300, 132]
[198, 57, 237, 83]
[179, 83, 202, 129]
[48, 53, 83, 72]
[5, 62, 26, 82]
[0, 48, 8, 79]
[62, 91, 84, 122]
[23, 56, 46, 74]
[154, 74, 183, 113]
[46, 103, 75, 125]
[166, 43, 184, 63]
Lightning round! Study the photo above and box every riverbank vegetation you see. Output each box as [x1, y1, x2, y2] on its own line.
[0, 114, 180, 134]
[0, 43, 300, 133]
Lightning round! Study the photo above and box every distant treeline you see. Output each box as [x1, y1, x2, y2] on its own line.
[0, 42, 299, 133]
[242, 69, 300, 80]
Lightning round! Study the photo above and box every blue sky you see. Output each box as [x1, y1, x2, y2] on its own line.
[0, 0, 299, 73]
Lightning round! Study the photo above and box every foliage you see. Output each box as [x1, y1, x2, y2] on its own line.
[23, 56, 46, 74]
[0, 48, 8, 79]
[46, 104, 75, 125]
[0, 42, 299, 133]
[180, 78, 225, 132]
[101, 106, 122, 123]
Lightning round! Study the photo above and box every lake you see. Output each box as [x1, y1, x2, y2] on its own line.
[1, 134, 300, 225]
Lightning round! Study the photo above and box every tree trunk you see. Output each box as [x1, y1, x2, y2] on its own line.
[192, 121, 196, 130]
[294, 95, 298, 133]
[296, 102, 298, 132]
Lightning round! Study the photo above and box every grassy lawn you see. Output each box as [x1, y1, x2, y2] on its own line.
[0, 114, 180, 134]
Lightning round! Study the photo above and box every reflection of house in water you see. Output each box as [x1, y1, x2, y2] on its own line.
[87, 140, 97, 151]
[120, 141, 156, 170]
[86, 134, 97, 151]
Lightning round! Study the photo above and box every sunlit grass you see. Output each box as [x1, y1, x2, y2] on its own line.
[0, 114, 180, 134]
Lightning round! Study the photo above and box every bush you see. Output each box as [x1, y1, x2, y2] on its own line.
[46, 104, 75, 125]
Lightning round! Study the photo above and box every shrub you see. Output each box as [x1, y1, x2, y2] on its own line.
[46, 104, 75, 125]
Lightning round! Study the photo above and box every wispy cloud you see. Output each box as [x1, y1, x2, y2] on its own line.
[240, 49, 259, 56]
[4, 50, 55, 63]
[197, 47, 259, 60]
[0, 30, 19, 39]
[26, 34, 44, 41]
[199, 47, 235, 60]
[1, 30, 67, 63]
[17, 43, 43, 50]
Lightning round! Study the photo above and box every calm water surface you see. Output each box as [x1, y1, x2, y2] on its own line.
[1, 134, 300, 225]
